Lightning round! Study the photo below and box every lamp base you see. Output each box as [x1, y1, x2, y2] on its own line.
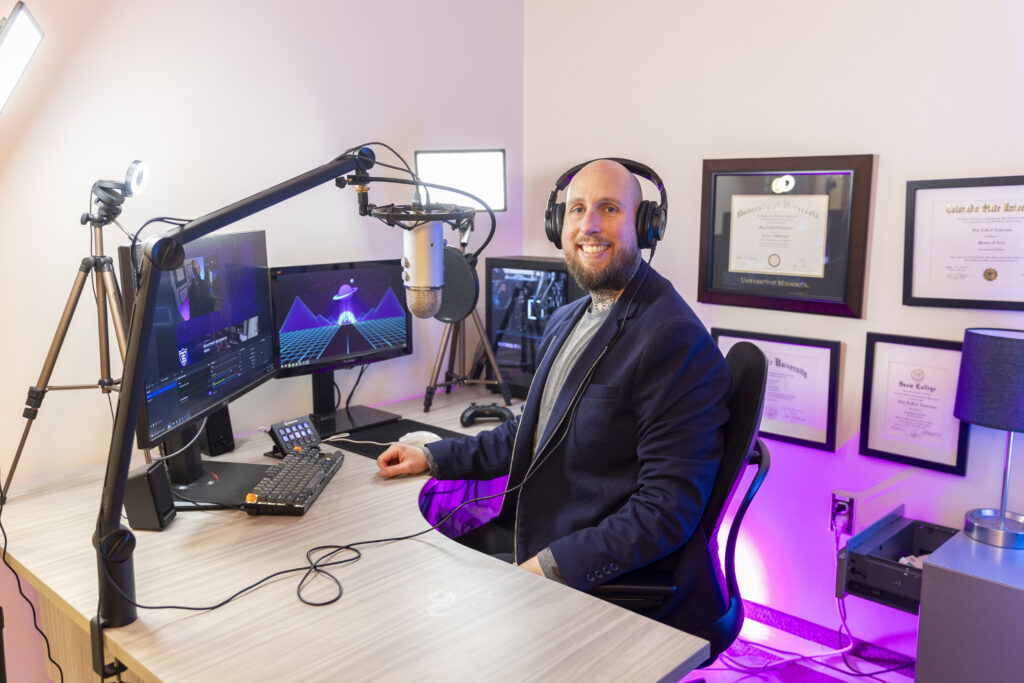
[963, 508, 1024, 549]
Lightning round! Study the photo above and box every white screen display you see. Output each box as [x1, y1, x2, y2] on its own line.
[414, 149, 506, 212]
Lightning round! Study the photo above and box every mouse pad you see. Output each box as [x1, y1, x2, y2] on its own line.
[323, 419, 465, 459]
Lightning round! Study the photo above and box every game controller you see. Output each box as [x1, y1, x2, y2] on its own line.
[461, 402, 515, 427]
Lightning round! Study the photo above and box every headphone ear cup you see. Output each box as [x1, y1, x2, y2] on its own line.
[635, 200, 655, 249]
[545, 202, 566, 249]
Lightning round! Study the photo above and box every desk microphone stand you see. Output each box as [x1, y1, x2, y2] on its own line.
[5, 195, 150, 500]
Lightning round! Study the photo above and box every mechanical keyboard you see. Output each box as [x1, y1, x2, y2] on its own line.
[243, 448, 344, 515]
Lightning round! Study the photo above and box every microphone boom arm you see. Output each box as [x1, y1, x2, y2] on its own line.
[94, 147, 377, 634]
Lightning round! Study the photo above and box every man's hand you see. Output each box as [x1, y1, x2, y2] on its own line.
[376, 443, 429, 478]
[517, 555, 544, 576]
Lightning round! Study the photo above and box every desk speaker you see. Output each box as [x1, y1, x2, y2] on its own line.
[124, 461, 176, 531]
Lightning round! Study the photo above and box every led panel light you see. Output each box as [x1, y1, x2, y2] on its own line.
[0, 2, 42, 115]
[414, 149, 506, 212]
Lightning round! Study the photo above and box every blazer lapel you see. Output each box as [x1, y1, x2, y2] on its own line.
[533, 262, 649, 455]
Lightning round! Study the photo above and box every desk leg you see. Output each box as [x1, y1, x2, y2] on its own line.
[38, 595, 146, 683]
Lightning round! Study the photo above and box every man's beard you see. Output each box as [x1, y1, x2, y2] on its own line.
[564, 241, 641, 294]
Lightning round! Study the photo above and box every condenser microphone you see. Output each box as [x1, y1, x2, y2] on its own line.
[402, 221, 443, 318]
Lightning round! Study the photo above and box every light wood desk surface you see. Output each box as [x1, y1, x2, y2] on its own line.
[3, 386, 708, 682]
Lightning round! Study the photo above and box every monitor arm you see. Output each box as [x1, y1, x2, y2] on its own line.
[94, 148, 377, 631]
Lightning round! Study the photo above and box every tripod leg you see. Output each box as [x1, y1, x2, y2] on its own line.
[95, 256, 113, 393]
[4, 262, 93, 498]
[99, 264, 128, 361]
[425, 323, 454, 412]
[469, 309, 512, 405]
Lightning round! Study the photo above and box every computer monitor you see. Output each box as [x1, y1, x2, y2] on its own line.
[485, 256, 587, 398]
[270, 259, 412, 437]
[134, 230, 277, 506]
[414, 149, 506, 212]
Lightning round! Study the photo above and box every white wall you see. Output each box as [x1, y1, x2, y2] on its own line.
[0, 1, 523, 678]
[524, 0, 1024, 657]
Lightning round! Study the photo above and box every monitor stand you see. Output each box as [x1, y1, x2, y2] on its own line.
[163, 424, 269, 510]
[310, 371, 401, 438]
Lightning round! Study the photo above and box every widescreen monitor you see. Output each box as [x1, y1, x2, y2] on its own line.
[413, 149, 506, 212]
[270, 259, 412, 436]
[134, 230, 277, 505]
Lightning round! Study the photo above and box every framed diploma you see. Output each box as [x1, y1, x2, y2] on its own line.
[698, 154, 874, 318]
[860, 333, 968, 476]
[712, 328, 840, 451]
[904, 175, 1024, 310]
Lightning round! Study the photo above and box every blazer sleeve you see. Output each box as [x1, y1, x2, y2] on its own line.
[426, 416, 520, 481]
[548, 316, 730, 589]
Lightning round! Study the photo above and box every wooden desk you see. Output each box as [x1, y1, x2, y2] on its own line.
[2, 387, 708, 682]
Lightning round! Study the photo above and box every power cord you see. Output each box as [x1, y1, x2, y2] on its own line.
[710, 519, 912, 680]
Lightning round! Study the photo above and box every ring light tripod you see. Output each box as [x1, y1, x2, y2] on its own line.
[5, 163, 150, 499]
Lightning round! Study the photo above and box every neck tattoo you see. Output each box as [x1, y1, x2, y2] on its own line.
[589, 292, 616, 313]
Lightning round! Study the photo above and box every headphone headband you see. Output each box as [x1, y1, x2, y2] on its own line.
[544, 158, 668, 250]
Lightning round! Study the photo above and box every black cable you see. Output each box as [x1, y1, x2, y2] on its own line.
[128, 216, 191, 284]
[0, 495, 64, 682]
[170, 489, 246, 512]
[356, 175, 497, 259]
[341, 141, 432, 207]
[345, 365, 368, 411]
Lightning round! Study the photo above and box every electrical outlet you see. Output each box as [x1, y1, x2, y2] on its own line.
[830, 491, 855, 535]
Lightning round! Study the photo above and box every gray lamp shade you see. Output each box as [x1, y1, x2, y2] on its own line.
[954, 328, 1024, 432]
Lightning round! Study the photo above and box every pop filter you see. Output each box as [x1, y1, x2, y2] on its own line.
[435, 246, 479, 323]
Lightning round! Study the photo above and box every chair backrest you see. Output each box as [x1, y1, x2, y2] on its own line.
[699, 341, 767, 545]
[690, 341, 771, 665]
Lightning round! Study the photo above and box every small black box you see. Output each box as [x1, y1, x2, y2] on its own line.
[199, 406, 235, 456]
[124, 461, 176, 531]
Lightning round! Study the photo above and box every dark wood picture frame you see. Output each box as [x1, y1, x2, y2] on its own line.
[904, 175, 1024, 311]
[712, 328, 840, 451]
[698, 154, 874, 318]
[860, 333, 968, 476]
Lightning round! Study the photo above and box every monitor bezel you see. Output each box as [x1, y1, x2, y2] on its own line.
[270, 258, 413, 380]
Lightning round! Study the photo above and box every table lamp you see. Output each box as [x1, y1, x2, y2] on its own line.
[953, 328, 1024, 549]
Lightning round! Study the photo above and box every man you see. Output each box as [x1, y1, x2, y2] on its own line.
[377, 159, 730, 631]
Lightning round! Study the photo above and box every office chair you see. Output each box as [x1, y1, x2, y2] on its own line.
[591, 340, 771, 668]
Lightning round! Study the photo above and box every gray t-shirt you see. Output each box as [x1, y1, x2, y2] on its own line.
[533, 303, 611, 455]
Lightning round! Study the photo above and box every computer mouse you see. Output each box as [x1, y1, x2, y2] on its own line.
[398, 431, 442, 448]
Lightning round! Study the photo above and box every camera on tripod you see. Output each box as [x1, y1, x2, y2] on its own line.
[80, 160, 148, 227]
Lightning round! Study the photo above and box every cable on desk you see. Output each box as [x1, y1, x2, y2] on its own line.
[0, 494, 64, 683]
[92, 410, 579, 617]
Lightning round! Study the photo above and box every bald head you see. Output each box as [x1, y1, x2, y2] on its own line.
[565, 160, 642, 214]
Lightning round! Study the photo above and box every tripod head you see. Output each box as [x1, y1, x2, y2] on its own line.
[80, 160, 148, 227]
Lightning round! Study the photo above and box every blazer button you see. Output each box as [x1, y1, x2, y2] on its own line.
[610, 563, 619, 571]
[586, 573, 594, 582]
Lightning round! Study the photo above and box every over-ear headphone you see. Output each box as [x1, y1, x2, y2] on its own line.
[543, 158, 668, 250]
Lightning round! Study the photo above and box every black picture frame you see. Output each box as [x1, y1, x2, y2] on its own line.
[712, 328, 840, 451]
[698, 154, 874, 318]
[903, 175, 1024, 310]
[860, 333, 968, 476]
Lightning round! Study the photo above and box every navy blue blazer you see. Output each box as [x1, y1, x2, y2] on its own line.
[429, 262, 731, 631]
